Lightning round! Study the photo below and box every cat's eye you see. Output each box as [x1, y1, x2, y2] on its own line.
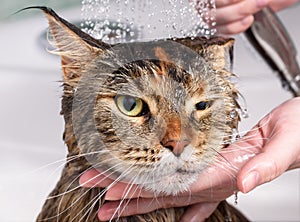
[115, 95, 148, 117]
[195, 101, 211, 111]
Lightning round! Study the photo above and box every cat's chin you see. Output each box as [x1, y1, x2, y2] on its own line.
[142, 171, 198, 196]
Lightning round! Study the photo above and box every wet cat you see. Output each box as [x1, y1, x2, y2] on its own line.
[33, 6, 248, 222]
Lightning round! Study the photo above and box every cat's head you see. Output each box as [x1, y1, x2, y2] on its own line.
[42, 7, 239, 195]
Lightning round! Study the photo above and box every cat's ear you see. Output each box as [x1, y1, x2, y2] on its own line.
[176, 37, 234, 71]
[203, 38, 234, 71]
[36, 7, 110, 81]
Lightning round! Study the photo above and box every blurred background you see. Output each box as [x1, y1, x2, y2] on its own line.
[0, 0, 299, 221]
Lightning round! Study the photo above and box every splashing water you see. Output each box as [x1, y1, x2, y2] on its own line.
[81, 0, 216, 43]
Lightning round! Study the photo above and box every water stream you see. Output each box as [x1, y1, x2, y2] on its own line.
[81, 0, 216, 43]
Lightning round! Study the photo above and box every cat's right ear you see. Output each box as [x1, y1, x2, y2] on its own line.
[26, 7, 110, 81]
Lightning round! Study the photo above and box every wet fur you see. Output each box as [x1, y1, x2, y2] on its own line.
[33, 7, 248, 222]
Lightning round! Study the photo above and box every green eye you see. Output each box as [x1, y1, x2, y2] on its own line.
[195, 101, 211, 111]
[116, 95, 147, 117]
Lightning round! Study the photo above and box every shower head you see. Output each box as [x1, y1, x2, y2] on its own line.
[245, 7, 300, 97]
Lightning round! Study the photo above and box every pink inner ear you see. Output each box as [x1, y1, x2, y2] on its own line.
[154, 47, 170, 62]
[153, 47, 172, 76]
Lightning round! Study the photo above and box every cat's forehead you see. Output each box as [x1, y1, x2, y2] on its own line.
[91, 37, 232, 83]
[110, 59, 207, 97]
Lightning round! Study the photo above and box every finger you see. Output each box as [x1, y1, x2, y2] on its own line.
[216, 15, 254, 35]
[79, 169, 115, 187]
[98, 198, 159, 221]
[98, 195, 208, 221]
[216, 0, 271, 25]
[105, 182, 154, 200]
[180, 202, 219, 222]
[188, 163, 238, 194]
[79, 169, 155, 199]
[269, 0, 298, 11]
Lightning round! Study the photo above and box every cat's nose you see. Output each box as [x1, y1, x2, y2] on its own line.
[162, 139, 190, 157]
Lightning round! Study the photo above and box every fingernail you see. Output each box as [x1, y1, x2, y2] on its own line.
[241, 15, 254, 26]
[98, 204, 117, 221]
[78, 176, 91, 187]
[241, 171, 259, 193]
[78, 175, 97, 187]
[104, 192, 116, 201]
[104, 188, 121, 200]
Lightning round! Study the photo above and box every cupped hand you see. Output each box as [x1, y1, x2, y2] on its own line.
[80, 97, 300, 221]
[237, 97, 300, 192]
[215, 0, 298, 35]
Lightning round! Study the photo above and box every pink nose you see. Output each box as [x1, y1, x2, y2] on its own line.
[162, 139, 190, 157]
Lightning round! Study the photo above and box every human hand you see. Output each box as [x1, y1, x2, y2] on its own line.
[79, 97, 300, 221]
[237, 97, 300, 192]
[215, 0, 298, 35]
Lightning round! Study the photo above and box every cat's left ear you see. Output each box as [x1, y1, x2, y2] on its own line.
[203, 38, 234, 71]
[33, 7, 110, 81]
[176, 37, 234, 71]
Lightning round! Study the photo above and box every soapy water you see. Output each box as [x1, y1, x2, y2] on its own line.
[81, 0, 216, 43]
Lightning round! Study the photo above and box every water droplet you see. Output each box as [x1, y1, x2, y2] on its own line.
[230, 110, 238, 119]
[234, 191, 238, 205]
[241, 109, 249, 119]
[231, 128, 240, 143]
[172, 23, 177, 30]
[237, 92, 249, 119]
